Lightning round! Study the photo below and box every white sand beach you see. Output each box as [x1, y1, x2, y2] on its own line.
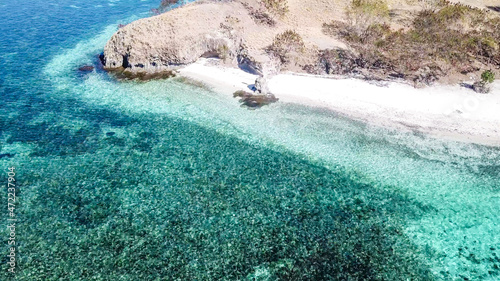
[179, 58, 500, 146]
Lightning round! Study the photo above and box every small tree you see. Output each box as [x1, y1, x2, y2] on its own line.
[481, 70, 495, 84]
[267, 30, 305, 64]
[261, 0, 289, 16]
[345, 0, 389, 33]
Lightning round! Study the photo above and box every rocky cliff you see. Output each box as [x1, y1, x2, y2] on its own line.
[102, 0, 346, 76]
[104, 1, 245, 71]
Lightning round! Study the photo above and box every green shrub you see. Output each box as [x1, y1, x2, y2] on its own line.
[267, 30, 305, 64]
[348, 0, 389, 18]
[346, 0, 389, 32]
[481, 70, 495, 84]
[242, 2, 277, 26]
[261, 0, 289, 16]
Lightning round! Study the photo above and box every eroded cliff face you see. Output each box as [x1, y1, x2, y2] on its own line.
[104, 1, 265, 75]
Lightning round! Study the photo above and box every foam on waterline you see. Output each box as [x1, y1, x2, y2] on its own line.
[43, 23, 500, 280]
[43, 16, 139, 78]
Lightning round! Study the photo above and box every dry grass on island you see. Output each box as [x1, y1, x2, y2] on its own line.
[320, 0, 500, 91]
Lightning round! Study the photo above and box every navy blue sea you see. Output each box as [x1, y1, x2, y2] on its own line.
[1, 0, 499, 280]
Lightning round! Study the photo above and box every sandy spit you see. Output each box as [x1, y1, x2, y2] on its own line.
[179, 58, 500, 146]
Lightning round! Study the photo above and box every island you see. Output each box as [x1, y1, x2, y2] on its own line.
[101, 0, 500, 145]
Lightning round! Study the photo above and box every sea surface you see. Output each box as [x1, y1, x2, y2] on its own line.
[1, 0, 499, 280]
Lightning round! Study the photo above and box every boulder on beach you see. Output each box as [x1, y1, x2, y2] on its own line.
[472, 81, 491, 93]
[254, 76, 270, 94]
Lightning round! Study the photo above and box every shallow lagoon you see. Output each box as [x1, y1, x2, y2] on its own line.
[1, 0, 499, 280]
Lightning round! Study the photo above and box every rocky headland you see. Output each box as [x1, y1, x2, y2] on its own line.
[102, 0, 335, 77]
[102, 0, 500, 89]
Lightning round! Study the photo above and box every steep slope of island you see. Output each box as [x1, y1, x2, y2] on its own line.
[102, 0, 336, 76]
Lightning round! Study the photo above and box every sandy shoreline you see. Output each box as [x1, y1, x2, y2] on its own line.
[179, 58, 500, 146]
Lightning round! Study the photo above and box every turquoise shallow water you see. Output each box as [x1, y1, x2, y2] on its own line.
[1, 1, 500, 280]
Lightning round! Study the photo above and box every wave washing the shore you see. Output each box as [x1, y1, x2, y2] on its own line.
[1, 0, 500, 280]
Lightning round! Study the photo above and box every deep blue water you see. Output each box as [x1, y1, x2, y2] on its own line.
[1, 0, 499, 280]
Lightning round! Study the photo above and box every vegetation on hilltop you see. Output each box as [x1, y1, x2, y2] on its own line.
[322, 0, 500, 86]
[242, 0, 288, 26]
[267, 30, 305, 64]
[261, 0, 289, 16]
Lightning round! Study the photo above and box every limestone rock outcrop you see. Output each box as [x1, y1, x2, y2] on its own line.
[103, 1, 264, 75]
[254, 76, 270, 94]
[102, 0, 341, 77]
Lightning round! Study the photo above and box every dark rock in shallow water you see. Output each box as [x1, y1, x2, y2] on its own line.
[233, 90, 252, 98]
[78, 65, 95, 72]
[106, 132, 116, 136]
[105, 66, 176, 81]
[233, 90, 278, 109]
[99, 53, 106, 66]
